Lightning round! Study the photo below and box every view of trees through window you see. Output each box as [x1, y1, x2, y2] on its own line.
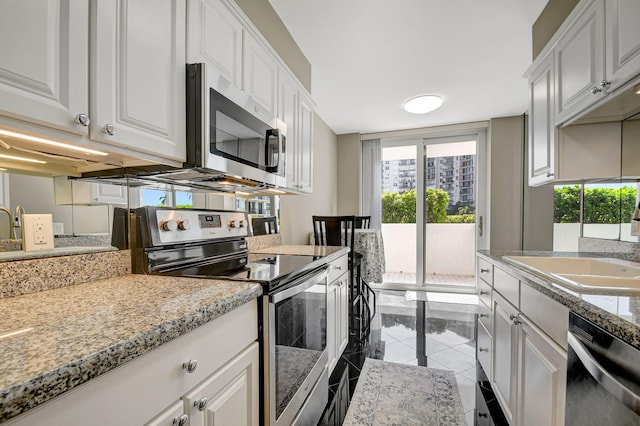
[554, 184, 636, 224]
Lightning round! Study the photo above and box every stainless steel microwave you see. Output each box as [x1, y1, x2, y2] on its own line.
[186, 63, 286, 188]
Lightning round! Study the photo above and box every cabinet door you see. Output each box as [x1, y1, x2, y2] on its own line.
[243, 34, 278, 117]
[278, 71, 300, 191]
[528, 51, 556, 187]
[184, 342, 259, 426]
[0, 0, 89, 135]
[90, 183, 127, 205]
[605, 0, 640, 90]
[492, 293, 519, 425]
[90, 0, 186, 162]
[327, 281, 338, 374]
[297, 92, 314, 193]
[554, 0, 605, 124]
[516, 318, 567, 426]
[337, 274, 349, 355]
[187, 0, 243, 89]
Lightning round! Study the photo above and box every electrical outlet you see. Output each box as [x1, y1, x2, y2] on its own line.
[22, 214, 54, 252]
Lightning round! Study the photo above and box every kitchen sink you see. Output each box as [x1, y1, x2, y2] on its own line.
[502, 256, 640, 294]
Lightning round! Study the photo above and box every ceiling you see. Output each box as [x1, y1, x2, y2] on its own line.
[269, 0, 549, 136]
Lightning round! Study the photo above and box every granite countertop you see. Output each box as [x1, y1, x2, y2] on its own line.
[0, 274, 262, 423]
[0, 246, 117, 262]
[478, 250, 640, 350]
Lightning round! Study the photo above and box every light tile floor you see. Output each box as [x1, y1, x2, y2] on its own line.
[382, 271, 476, 287]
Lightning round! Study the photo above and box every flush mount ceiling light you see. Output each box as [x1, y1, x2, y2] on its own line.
[634, 83, 640, 95]
[403, 95, 443, 114]
[0, 129, 108, 156]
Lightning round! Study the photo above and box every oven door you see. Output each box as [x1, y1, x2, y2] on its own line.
[565, 314, 640, 426]
[264, 267, 329, 426]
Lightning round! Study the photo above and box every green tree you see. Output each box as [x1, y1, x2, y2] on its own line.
[381, 188, 451, 223]
[554, 185, 580, 223]
[426, 189, 449, 223]
[554, 185, 637, 224]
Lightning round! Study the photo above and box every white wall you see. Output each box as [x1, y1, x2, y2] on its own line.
[336, 133, 361, 215]
[280, 114, 338, 244]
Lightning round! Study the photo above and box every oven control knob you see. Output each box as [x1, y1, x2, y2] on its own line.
[160, 220, 178, 232]
[178, 220, 191, 231]
[228, 220, 236, 228]
[239, 220, 245, 228]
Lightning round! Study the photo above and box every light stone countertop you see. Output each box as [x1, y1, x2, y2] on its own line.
[0, 246, 117, 262]
[0, 274, 262, 423]
[478, 250, 640, 350]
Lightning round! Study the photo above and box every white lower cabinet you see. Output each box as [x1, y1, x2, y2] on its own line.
[183, 342, 259, 426]
[516, 317, 567, 426]
[6, 301, 258, 426]
[479, 255, 568, 426]
[327, 254, 349, 374]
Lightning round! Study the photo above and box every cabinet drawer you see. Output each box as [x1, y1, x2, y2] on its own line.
[477, 279, 492, 308]
[520, 284, 569, 349]
[477, 322, 492, 380]
[478, 300, 492, 335]
[494, 267, 520, 308]
[477, 258, 493, 285]
[328, 254, 349, 284]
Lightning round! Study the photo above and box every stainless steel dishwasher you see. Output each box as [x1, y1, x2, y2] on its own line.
[565, 312, 640, 425]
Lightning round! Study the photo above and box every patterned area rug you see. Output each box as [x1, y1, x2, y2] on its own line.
[343, 359, 466, 426]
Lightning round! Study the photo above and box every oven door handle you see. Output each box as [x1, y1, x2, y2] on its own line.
[270, 267, 329, 304]
[568, 332, 640, 414]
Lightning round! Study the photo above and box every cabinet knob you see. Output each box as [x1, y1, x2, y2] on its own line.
[479, 347, 489, 352]
[334, 265, 343, 271]
[509, 313, 521, 325]
[102, 123, 116, 135]
[182, 359, 198, 373]
[74, 113, 90, 127]
[195, 397, 209, 411]
[599, 79, 611, 89]
[172, 414, 189, 426]
[479, 290, 489, 296]
[590, 86, 602, 95]
[479, 313, 489, 318]
[478, 412, 488, 418]
[480, 268, 490, 273]
[546, 171, 555, 178]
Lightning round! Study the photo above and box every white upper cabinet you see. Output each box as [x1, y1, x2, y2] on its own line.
[528, 51, 556, 186]
[186, 0, 243, 89]
[90, 0, 186, 162]
[554, 0, 605, 124]
[0, 0, 89, 136]
[243, 33, 278, 117]
[297, 92, 314, 193]
[605, 0, 640, 91]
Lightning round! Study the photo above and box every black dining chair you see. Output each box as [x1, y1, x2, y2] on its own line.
[251, 216, 278, 236]
[355, 215, 371, 229]
[312, 215, 375, 343]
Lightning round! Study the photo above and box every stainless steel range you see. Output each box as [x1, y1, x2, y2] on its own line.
[131, 207, 329, 426]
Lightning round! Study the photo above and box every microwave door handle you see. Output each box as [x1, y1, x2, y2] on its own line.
[568, 332, 640, 414]
[265, 129, 278, 173]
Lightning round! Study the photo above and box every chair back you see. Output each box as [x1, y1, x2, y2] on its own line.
[251, 216, 278, 235]
[355, 216, 371, 229]
[312, 215, 356, 249]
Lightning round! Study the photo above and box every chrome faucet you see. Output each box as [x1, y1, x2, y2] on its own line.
[0, 207, 14, 240]
[14, 205, 25, 240]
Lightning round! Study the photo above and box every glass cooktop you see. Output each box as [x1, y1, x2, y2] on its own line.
[179, 253, 324, 290]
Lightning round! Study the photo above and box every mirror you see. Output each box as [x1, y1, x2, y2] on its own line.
[0, 171, 281, 257]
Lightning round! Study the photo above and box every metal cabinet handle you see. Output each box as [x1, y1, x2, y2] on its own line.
[195, 397, 209, 411]
[600, 79, 611, 89]
[74, 113, 90, 126]
[480, 268, 490, 273]
[546, 171, 555, 178]
[479, 290, 489, 296]
[509, 313, 521, 325]
[173, 414, 189, 426]
[334, 265, 343, 271]
[479, 313, 489, 318]
[182, 359, 198, 373]
[590, 87, 602, 95]
[479, 347, 489, 352]
[102, 123, 116, 135]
